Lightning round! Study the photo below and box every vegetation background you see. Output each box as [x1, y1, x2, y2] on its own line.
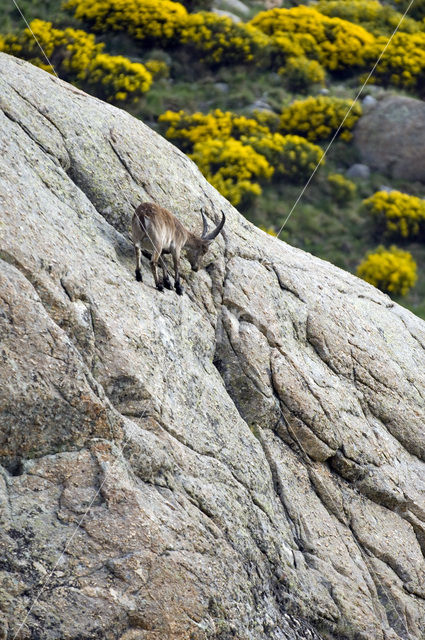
[1, 0, 424, 318]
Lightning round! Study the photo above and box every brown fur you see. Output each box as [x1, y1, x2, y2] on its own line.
[131, 202, 225, 295]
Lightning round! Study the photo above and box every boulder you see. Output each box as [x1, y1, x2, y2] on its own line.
[345, 163, 370, 179]
[355, 94, 425, 181]
[214, 82, 229, 93]
[1, 53, 425, 640]
[212, 8, 241, 22]
[361, 94, 377, 111]
[248, 98, 273, 112]
[216, 0, 251, 17]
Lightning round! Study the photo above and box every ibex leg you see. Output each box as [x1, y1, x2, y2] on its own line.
[151, 249, 163, 291]
[134, 245, 142, 282]
[159, 256, 173, 290]
[172, 250, 183, 296]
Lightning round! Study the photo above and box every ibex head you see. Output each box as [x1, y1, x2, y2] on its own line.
[186, 209, 226, 272]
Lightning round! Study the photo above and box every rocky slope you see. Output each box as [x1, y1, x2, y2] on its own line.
[0, 52, 424, 640]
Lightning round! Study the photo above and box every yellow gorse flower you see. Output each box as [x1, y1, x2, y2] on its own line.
[327, 173, 357, 204]
[364, 32, 425, 90]
[279, 96, 362, 142]
[144, 59, 169, 79]
[159, 108, 325, 202]
[0, 19, 152, 103]
[56, 0, 425, 87]
[65, 0, 188, 41]
[315, 0, 421, 36]
[356, 246, 417, 296]
[190, 138, 273, 206]
[159, 109, 269, 151]
[363, 190, 425, 239]
[278, 56, 326, 93]
[250, 6, 374, 70]
[66, 0, 270, 65]
[179, 12, 270, 64]
[242, 133, 324, 183]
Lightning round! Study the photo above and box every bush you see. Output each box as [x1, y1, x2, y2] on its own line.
[251, 109, 281, 133]
[179, 12, 271, 65]
[362, 190, 425, 239]
[356, 246, 417, 296]
[189, 138, 274, 206]
[269, 32, 321, 64]
[278, 56, 326, 93]
[66, 0, 270, 66]
[65, 0, 188, 44]
[86, 53, 152, 101]
[327, 173, 356, 204]
[0, 19, 152, 103]
[279, 96, 362, 142]
[144, 59, 170, 79]
[159, 109, 269, 151]
[314, 0, 421, 36]
[250, 6, 375, 71]
[243, 133, 324, 183]
[159, 108, 324, 193]
[364, 32, 425, 93]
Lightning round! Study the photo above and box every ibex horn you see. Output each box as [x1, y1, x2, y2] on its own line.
[203, 210, 226, 242]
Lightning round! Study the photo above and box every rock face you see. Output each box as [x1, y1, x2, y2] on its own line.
[355, 94, 425, 181]
[0, 52, 425, 640]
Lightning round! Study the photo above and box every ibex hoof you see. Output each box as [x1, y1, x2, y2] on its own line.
[175, 283, 184, 296]
[156, 283, 164, 292]
[163, 278, 173, 290]
[135, 269, 142, 282]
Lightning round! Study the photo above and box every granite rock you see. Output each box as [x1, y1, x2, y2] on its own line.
[1, 53, 424, 640]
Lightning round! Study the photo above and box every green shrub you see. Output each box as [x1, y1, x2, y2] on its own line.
[144, 59, 170, 79]
[356, 246, 417, 296]
[179, 0, 214, 11]
[278, 56, 326, 93]
[327, 173, 356, 205]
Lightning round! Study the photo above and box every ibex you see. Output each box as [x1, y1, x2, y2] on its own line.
[131, 202, 226, 295]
